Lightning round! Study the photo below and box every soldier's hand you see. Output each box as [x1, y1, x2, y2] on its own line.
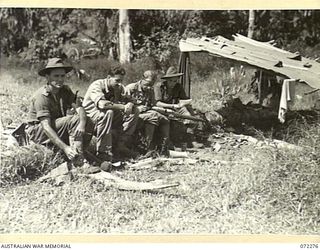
[75, 123, 85, 137]
[124, 102, 134, 115]
[172, 104, 181, 110]
[63, 146, 79, 160]
[98, 100, 113, 110]
[138, 105, 148, 112]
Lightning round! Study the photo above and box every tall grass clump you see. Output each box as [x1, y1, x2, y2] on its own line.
[190, 65, 255, 112]
[274, 111, 320, 152]
[0, 143, 61, 187]
[262, 147, 320, 233]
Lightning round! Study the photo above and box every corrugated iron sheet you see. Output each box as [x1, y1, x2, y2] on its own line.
[179, 34, 320, 89]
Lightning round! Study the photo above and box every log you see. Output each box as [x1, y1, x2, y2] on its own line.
[272, 139, 304, 151]
[80, 171, 179, 191]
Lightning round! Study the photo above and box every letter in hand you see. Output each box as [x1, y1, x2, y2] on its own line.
[178, 99, 192, 107]
[98, 100, 113, 110]
[172, 104, 181, 110]
[138, 105, 148, 113]
[124, 102, 134, 115]
[102, 100, 113, 109]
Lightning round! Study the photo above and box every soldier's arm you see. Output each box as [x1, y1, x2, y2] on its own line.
[40, 118, 78, 160]
[97, 100, 126, 111]
[75, 106, 87, 137]
[33, 91, 78, 159]
[154, 82, 180, 109]
[72, 97, 86, 136]
[156, 101, 180, 110]
[98, 100, 134, 115]
[121, 84, 136, 103]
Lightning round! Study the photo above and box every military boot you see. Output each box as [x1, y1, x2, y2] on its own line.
[117, 135, 139, 159]
[96, 145, 113, 162]
[159, 137, 170, 157]
[144, 123, 156, 153]
[69, 136, 85, 168]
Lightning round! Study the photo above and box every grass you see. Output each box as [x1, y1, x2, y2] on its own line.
[0, 57, 319, 234]
[1, 141, 318, 234]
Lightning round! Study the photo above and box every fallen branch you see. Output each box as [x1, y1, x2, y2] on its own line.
[127, 157, 197, 170]
[272, 139, 304, 151]
[232, 134, 259, 144]
[232, 134, 304, 151]
[199, 158, 253, 165]
[80, 171, 179, 191]
[37, 162, 69, 183]
[169, 150, 189, 158]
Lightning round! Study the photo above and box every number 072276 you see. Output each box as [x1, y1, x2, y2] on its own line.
[300, 244, 319, 249]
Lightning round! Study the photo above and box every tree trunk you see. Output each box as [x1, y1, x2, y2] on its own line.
[119, 9, 131, 64]
[248, 10, 255, 39]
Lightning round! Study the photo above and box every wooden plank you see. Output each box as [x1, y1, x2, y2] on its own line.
[81, 171, 179, 191]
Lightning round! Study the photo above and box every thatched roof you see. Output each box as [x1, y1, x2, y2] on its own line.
[179, 34, 320, 89]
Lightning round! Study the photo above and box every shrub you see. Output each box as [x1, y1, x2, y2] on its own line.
[0, 143, 63, 187]
[74, 56, 161, 85]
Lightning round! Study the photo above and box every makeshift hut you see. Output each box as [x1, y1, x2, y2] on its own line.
[177, 34, 320, 124]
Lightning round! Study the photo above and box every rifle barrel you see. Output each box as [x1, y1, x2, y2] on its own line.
[151, 107, 205, 122]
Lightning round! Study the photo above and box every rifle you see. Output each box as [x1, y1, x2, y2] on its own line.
[151, 106, 205, 122]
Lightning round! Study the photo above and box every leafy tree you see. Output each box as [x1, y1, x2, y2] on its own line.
[1, 8, 320, 64]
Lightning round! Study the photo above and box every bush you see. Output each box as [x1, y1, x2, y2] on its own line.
[0, 144, 63, 187]
[190, 52, 235, 79]
[75, 56, 161, 85]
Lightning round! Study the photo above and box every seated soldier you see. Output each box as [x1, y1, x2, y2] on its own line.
[154, 66, 197, 147]
[125, 70, 170, 155]
[82, 65, 139, 161]
[26, 58, 91, 165]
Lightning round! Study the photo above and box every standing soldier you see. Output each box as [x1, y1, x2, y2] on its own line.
[82, 65, 139, 161]
[125, 70, 170, 155]
[26, 58, 90, 165]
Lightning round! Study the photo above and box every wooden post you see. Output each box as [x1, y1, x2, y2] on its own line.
[258, 70, 263, 104]
[248, 10, 255, 39]
[119, 9, 131, 64]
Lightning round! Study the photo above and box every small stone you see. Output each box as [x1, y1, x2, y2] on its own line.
[100, 161, 113, 172]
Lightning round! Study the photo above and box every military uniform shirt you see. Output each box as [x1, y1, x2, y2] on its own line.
[154, 81, 188, 104]
[125, 81, 156, 108]
[28, 85, 75, 123]
[82, 77, 126, 116]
